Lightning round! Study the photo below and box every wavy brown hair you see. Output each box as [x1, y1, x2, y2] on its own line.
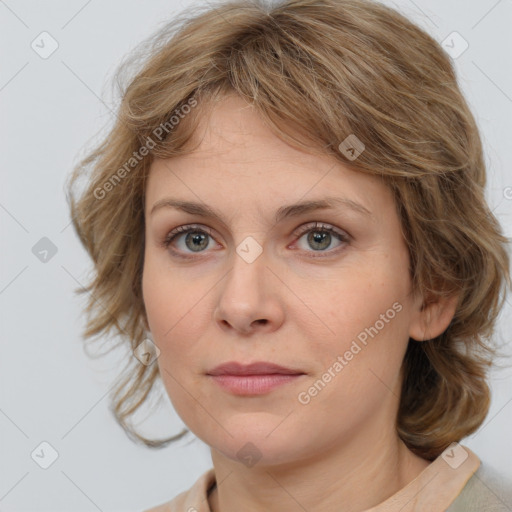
[66, 0, 510, 459]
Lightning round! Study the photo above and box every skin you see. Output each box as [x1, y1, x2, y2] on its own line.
[142, 93, 458, 512]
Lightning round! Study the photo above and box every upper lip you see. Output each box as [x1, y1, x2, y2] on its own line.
[207, 361, 305, 376]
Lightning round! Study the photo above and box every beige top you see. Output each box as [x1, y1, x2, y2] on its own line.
[144, 445, 512, 511]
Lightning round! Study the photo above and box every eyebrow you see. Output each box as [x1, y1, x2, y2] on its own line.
[149, 196, 372, 223]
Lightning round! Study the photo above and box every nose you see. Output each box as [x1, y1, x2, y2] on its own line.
[212, 244, 285, 335]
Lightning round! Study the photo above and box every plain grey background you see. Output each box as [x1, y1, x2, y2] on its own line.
[1, 0, 511, 510]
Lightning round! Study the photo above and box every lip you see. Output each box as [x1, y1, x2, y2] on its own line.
[206, 361, 306, 396]
[207, 361, 304, 376]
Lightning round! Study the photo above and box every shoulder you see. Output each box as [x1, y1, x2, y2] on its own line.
[142, 468, 216, 512]
[447, 461, 512, 512]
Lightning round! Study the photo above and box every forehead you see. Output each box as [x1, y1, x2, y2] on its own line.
[145, 94, 392, 218]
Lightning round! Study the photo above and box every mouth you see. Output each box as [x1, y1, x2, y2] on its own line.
[206, 361, 306, 396]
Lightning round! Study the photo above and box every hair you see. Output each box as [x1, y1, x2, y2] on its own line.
[66, 0, 510, 459]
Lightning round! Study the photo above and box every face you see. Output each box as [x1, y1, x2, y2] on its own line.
[142, 94, 424, 467]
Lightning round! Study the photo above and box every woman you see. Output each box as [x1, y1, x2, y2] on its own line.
[66, 0, 512, 509]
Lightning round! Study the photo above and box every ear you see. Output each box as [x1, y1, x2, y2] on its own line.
[409, 291, 459, 341]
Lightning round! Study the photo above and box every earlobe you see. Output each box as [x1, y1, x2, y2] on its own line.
[409, 293, 459, 341]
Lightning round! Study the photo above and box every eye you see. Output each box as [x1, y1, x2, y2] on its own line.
[161, 224, 217, 258]
[161, 222, 350, 259]
[292, 222, 350, 256]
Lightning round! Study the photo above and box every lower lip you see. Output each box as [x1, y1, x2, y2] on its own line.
[209, 374, 304, 395]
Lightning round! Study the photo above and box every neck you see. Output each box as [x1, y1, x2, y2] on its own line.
[208, 430, 430, 512]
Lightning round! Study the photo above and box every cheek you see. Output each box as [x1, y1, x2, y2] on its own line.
[142, 258, 210, 427]
[308, 260, 409, 346]
[300, 256, 412, 398]
[141, 253, 208, 361]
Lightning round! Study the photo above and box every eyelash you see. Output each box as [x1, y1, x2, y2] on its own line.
[161, 222, 351, 260]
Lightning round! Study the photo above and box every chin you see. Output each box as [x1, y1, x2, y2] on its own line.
[196, 419, 309, 467]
